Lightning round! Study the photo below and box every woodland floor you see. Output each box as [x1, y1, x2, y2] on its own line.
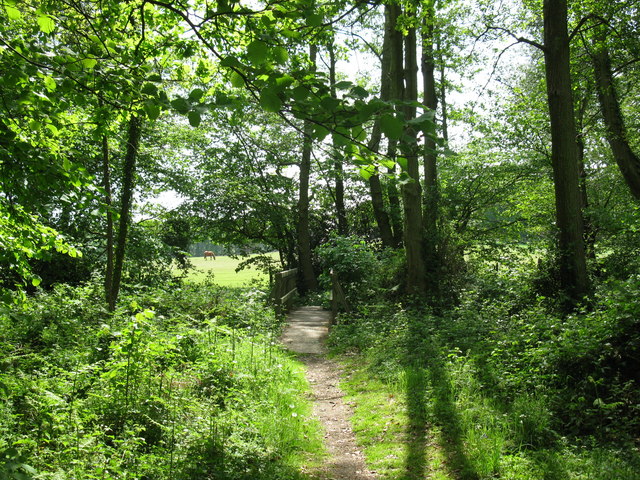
[281, 306, 377, 480]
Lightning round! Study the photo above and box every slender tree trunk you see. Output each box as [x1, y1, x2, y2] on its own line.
[297, 44, 319, 293]
[102, 134, 115, 305]
[365, 4, 398, 249]
[591, 33, 640, 200]
[108, 114, 142, 311]
[543, 0, 589, 307]
[367, 122, 396, 248]
[437, 39, 449, 145]
[422, 1, 440, 299]
[576, 96, 596, 260]
[386, 3, 406, 249]
[329, 44, 348, 235]
[401, 22, 427, 295]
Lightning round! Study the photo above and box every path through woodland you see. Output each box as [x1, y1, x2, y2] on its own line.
[281, 306, 376, 480]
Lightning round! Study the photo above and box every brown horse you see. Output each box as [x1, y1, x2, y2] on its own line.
[203, 250, 216, 260]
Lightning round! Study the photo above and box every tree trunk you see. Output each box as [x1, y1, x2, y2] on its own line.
[296, 44, 319, 293]
[591, 33, 640, 200]
[102, 134, 115, 305]
[401, 23, 427, 295]
[365, 4, 399, 249]
[367, 122, 396, 248]
[422, 1, 440, 299]
[329, 43, 348, 235]
[437, 39, 449, 145]
[576, 96, 596, 260]
[543, 0, 589, 307]
[108, 114, 142, 311]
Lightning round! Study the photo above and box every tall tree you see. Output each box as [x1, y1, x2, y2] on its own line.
[297, 43, 319, 293]
[542, 0, 590, 306]
[107, 115, 143, 311]
[401, 6, 428, 295]
[328, 41, 348, 235]
[590, 27, 640, 200]
[421, 0, 440, 299]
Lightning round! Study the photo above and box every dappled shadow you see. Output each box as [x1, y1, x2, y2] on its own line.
[427, 351, 479, 480]
[403, 366, 429, 479]
[403, 316, 479, 480]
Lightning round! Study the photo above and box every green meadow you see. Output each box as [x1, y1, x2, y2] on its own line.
[180, 253, 277, 286]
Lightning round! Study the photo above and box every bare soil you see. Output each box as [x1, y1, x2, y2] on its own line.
[281, 306, 376, 480]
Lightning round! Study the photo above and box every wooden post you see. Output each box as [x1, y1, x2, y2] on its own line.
[329, 269, 349, 323]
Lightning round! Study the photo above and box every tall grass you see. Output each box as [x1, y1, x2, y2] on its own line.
[0, 281, 324, 479]
[330, 301, 640, 480]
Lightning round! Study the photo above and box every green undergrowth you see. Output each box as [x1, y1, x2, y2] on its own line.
[329, 279, 640, 480]
[0, 280, 324, 479]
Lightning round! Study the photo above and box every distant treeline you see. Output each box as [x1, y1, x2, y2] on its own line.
[189, 242, 270, 257]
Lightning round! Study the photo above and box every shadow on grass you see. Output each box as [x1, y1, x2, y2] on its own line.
[403, 320, 479, 480]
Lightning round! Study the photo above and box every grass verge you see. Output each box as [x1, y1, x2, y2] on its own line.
[331, 312, 640, 480]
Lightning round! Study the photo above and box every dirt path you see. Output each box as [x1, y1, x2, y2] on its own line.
[281, 306, 376, 480]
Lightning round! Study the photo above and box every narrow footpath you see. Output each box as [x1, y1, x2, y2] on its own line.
[281, 306, 376, 480]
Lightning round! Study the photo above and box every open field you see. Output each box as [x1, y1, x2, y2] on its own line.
[179, 253, 277, 287]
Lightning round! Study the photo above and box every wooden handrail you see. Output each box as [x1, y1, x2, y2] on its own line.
[270, 268, 298, 316]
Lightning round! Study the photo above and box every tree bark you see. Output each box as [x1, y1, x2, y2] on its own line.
[102, 134, 115, 305]
[329, 43, 348, 235]
[543, 0, 589, 307]
[401, 22, 427, 295]
[365, 4, 399, 249]
[422, 1, 440, 298]
[576, 96, 596, 259]
[367, 122, 396, 248]
[296, 44, 319, 293]
[108, 114, 142, 311]
[591, 33, 640, 200]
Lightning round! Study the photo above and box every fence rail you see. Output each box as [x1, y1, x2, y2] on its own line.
[270, 268, 297, 316]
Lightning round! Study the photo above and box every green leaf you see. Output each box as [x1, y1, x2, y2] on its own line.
[221, 55, 241, 68]
[43, 75, 56, 91]
[144, 101, 160, 121]
[332, 132, 349, 147]
[37, 15, 55, 33]
[247, 40, 269, 64]
[31, 276, 41, 287]
[307, 13, 323, 26]
[311, 124, 330, 141]
[82, 58, 97, 69]
[380, 114, 404, 140]
[350, 86, 369, 98]
[188, 110, 201, 127]
[272, 46, 289, 64]
[230, 71, 244, 88]
[380, 157, 396, 169]
[291, 86, 308, 102]
[189, 88, 204, 101]
[259, 88, 282, 112]
[141, 83, 158, 96]
[352, 125, 366, 142]
[171, 97, 190, 114]
[359, 165, 376, 180]
[5, 5, 21, 20]
[397, 156, 408, 171]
